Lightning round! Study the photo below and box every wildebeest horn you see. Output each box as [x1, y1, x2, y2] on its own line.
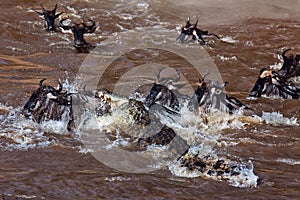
[174, 69, 181, 82]
[187, 16, 190, 23]
[156, 68, 163, 80]
[53, 4, 57, 13]
[193, 19, 198, 27]
[40, 4, 46, 13]
[222, 81, 229, 88]
[56, 82, 63, 93]
[39, 78, 47, 87]
[200, 73, 210, 82]
[282, 48, 291, 59]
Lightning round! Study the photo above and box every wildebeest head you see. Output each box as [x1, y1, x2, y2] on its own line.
[144, 69, 182, 112]
[278, 49, 300, 78]
[249, 67, 273, 98]
[23, 79, 74, 131]
[193, 78, 256, 115]
[36, 4, 62, 32]
[176, 17, 197, 42]
[249, 67, 300, 99]
[59, 18, 97, 53]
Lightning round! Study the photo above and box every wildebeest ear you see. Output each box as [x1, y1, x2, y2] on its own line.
[84, 19, 97, 33]
[47, 93, 58, 100]
[187, 16, 190, 23]
[55, 12, 63, 19]
[222, 81, 229, 88]
[59, 18, 72, 30]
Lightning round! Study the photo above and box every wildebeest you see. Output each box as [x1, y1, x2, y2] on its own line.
[144, 70, 256, 116]
[22, 79, 74, 131]
[192, 76, 257, 116]
[278, 49, 300, 78]
[249, 67, 300, 99]
[35, 4, 62, 32]
[144, 69, 186, 113]
[176, 17, 220, 44]
[59, 18, 97, 53]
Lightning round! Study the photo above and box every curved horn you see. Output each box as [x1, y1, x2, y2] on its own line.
[53, 4, 57, 13]
[40, 4, 46, 13]
[56, 82, 63, 93]
[193, 19, 198, 27]
[156, 68, 164, 81]
[200, 73, 210, 82]
[39, 78, 47, 87]
[67, 93, 77, 96]
[222, 81, 229, 88]
[174, 69, 181, 82]
[282, 48, 291, 59]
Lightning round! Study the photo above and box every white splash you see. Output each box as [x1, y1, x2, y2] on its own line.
[277, 158, 300, 165]
[220, 36, 239, 43]
[217, 55, 238, 61]
[259, 112, 298, 126]
[104, 176, 131, 182]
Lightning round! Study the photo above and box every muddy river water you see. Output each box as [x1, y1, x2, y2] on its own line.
[0, 0, 299, 199]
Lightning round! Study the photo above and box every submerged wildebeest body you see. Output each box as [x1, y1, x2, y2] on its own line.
[59, 18, 97, 53]
[177, 17, 220, 44]
[249, 49, 300, 99]
[35, 4, 62, 32]
[23, 79, 74, 131]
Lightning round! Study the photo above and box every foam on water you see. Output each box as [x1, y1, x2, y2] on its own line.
[0, 105, 52, 150]
[169, 158, 259, 188]
[104, 176, 131, 182]
[259, 112, 298, 126]
[220, 36, 239, 44]
[217, 55, 238, 61]
[276, 158, 300, 165]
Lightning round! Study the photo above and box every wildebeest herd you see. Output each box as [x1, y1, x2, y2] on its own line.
[23, 4, 299, 185]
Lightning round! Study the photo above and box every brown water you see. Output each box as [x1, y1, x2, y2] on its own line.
[0, 0, 300, 199]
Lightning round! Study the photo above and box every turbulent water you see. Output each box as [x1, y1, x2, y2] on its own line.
[0, 0, 300, 199]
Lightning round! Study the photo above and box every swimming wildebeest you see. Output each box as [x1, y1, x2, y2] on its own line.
[144, 69, 188, 113]
[35, 4, 62, 32]
[191, 76, 257, 116]
[176, 17, 220, 44]
[59, 18, 97, 53]
[144, 70, 256, 116]
[22, 79, 75, 131]
[249, 67, 300, 99]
